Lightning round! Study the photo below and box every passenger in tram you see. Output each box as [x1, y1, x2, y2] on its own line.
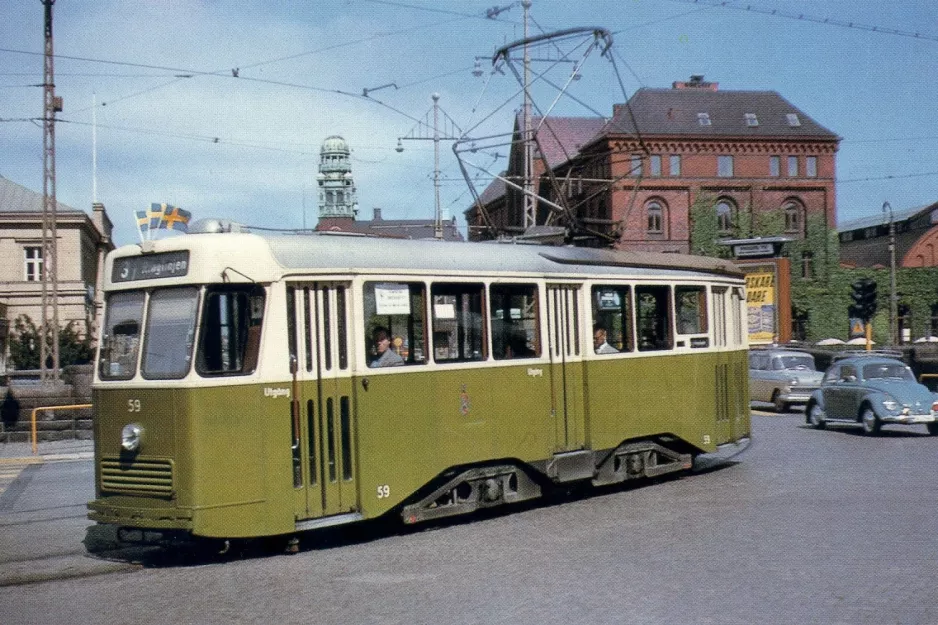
[593, 324, 619, 354]
[370, 327, 405, 367]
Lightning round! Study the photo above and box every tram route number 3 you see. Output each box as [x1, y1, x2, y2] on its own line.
[127, 399, 142, 412]
[376, 485, 391, 499]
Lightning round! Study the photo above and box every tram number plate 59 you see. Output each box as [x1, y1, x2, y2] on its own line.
[127, 399, 142, 413]
[376, 485, 391, 499]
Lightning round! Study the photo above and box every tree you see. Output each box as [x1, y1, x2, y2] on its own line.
[8, 315, 94, 370]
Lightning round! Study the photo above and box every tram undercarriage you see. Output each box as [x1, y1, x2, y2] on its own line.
[398, 436, 696, 525]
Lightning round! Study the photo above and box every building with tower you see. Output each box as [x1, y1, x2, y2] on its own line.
[316, 135, 358, 227]
[314, 135, 463, 241]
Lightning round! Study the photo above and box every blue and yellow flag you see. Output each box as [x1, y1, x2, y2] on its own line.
[135, 203, 192, 241]
[159, 204, 191, 232]
[135, 204, 165, 240]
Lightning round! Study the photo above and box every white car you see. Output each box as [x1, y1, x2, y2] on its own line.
[749, 348, 824, 412]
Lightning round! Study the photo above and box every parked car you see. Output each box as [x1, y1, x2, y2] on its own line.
[749, 347, 824, 412]
[805, 354, 938, 435]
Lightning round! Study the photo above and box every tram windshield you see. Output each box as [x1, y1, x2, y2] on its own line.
[98, 285, 266, 381]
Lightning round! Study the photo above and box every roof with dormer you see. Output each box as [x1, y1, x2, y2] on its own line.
[598, 87, 839, 140]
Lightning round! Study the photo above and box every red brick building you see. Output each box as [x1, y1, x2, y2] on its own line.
[467, 77, 840, 252]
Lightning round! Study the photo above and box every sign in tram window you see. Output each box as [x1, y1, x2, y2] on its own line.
[431, 283, 485, 363]
[591, 286, 634, 354]
[196, 285, 265, 376]
[363, 282, 426, 367]
[491, 284, 539, 360]
[675, 286, 709, 335]
[636, 285, 673, 352]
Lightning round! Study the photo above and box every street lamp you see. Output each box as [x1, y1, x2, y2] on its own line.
[883, 201, 898, 345]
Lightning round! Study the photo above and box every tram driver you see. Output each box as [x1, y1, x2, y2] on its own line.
[370, 327, 405, 368]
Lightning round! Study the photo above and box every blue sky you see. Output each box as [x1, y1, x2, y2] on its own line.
[2, 0, 937, 246]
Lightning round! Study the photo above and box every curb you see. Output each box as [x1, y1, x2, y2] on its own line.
[0, 452, 93, 464]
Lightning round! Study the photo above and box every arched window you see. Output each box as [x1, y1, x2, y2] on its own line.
[646, 200, 664, 234]
[716, 199, 735, 234]
[784, 200, 804, 234]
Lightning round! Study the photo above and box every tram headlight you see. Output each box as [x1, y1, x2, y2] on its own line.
[121, 423, 144, 452]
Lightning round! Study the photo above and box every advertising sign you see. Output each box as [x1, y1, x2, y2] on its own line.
[745, 268, 776, 344]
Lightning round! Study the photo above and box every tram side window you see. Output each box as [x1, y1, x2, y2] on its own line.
[141, 287, 200, 379]
[432, 283, 485, 363]
[363, 282, 427, 367]
[197, 285, 265, 376]
[675, 285, 709, 335]
[636, 285, 672, 352]
[591, 285, 634, 354]
[99, 291, 145, 380]
[491, 284, 539, 360]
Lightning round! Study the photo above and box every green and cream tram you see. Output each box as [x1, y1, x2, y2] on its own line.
[88, 226, 750, 542]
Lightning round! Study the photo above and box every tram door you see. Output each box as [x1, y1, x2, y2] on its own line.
[546, 284, 586, 451]
[288, 282, 358, 521]
[711, 286, 744, 442]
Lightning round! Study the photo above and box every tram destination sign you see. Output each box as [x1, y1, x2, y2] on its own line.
[113, 251, 190, 283]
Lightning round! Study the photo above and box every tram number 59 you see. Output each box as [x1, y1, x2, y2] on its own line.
[376, 485, 391, 499]
[127, 399, 142, 413]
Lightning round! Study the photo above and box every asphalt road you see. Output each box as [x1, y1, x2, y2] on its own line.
[2, 411, 938, 625]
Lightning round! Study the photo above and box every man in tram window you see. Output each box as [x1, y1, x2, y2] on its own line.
[593, 324, 619, 354]
[370, 327, 405, 368]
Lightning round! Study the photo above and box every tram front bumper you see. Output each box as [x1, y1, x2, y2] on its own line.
[88, 499, 194, 531]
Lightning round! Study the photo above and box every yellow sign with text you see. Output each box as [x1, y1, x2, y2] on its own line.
[745, 270, 776, 343]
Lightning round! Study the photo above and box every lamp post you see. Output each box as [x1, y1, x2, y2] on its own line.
[396, 94, 462, 240]
[883, 201, 898, 345]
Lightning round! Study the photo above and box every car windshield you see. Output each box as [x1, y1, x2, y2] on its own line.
[773, 355, 815, 371]
[862, 363, 915, 382]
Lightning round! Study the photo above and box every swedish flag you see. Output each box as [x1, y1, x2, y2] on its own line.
[135, 204, 165, 238]
[159, 204, 192, 232]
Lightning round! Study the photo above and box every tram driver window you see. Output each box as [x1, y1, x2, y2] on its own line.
[197, 285, 265, 376]
[636, 285, 673, 352]
[98, 291, 145, 380]
[363, 282, 427, 367]
[432, 283, 485, 363]
[675, 286, 709, 335]
[591, 285, 634, 353]
[491, 284, 539, 360]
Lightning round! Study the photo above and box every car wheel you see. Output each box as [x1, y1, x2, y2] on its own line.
[861, 407, 881, 435]
[808, 404, 826, 430]
[771, 390, 787, 413]
[928, 422, 938, 436]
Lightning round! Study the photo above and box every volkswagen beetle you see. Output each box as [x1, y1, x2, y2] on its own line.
[805, 354, 938, 435]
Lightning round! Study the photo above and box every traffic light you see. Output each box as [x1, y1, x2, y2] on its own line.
[850, 278, 878, 321]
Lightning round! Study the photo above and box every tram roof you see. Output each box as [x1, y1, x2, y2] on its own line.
[262, 233, 743, 279]
[110, 232, 743, 281]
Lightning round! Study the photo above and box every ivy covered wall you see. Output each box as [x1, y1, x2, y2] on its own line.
[690, 200, 938, 344]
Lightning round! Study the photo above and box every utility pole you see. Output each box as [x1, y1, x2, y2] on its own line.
[396, 94, 462, 240]
[883, 201, 898, 345]
[521, 0, 536, 229]
[41, 0, 61, 383]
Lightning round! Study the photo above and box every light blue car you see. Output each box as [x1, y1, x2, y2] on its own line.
[805, 355, 938, 435]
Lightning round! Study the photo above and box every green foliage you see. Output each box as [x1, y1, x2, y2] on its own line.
[8, 315, 94, 370]
[689, 192, 732, 259]
[689, 198, 938, 344]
